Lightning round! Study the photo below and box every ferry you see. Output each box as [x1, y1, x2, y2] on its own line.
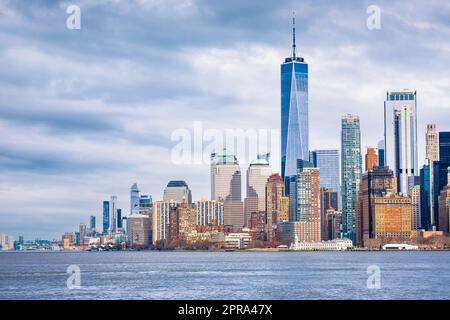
[382, 244, 418, 251]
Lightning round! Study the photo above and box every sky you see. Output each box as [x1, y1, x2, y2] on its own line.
[1, 0, 449, 240]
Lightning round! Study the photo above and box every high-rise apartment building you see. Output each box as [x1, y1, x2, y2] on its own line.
[384, 90, 418, 194]
[195, 200, 224, 226]
[281, 17, 309, 179]
[411, 185, 421, 230]
[296, 167, 321, 241]
[163, 180, 192, 204]
[325, 210, 342, 241]
[341, 114, 362, 242]
[365, 147, 378, 172]
[152, 201, 171, 244]
[310, 149, 340, 195]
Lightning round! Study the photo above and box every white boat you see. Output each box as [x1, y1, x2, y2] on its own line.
[382, 244, 418, 251]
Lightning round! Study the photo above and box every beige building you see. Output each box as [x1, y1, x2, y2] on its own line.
[426, 123, 439, 161]
[297, 167, 321, 241]
[246, 153, 272, 215]
[210, 149, 241, 202]
[373, 194, 412, 243]
[278, 220, 321, 244]
[152, 201, 171, 244]
[265, 174, 289, 241]
[127, 214, 151, 248]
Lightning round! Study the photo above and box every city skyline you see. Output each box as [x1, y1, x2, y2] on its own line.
[1, 1, 450, 239]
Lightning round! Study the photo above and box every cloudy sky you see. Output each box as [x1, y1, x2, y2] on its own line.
[1, 0, 449, 239]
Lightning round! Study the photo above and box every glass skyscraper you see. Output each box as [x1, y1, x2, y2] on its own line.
[384, 90, 418, 194]
[310, 149, 340, 194]
[281, 17, 309, 179]
[130, 183, 140, 215]
[341, 114, 362, 243]
[102, 200, 109, 234]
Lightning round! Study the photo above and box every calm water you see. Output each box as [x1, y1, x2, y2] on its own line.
[0, 251, 450, 300]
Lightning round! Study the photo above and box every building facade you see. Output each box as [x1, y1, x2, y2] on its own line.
[365, 147, 378, 172]
[341, 114, 362, 243]
[384, 90, 418, 194]
[281, 17, 309, 179]
[195, 200, 224, 226]
[163, 180, 192, 204]
[310, 149, 340, 195]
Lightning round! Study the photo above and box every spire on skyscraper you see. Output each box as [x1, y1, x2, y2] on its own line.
[292, 11, 296, 59]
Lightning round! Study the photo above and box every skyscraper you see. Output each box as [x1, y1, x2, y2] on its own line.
[426, 124, 439, 161]
[266, 173, 289, 241]
[102, 200, 109, 234]
[355, 166, 397, 247]
[210, 149, 241, 202]
[320, 188, 339, 241]
[377, 140, 385, 167]
[281, 15, 309, 179]
[365, 147, 378, 172]
[110, 195, 118, 234]
[139, 195, 152, 216]
[90, 215, 96, 234]
[411, 185, 421, 230]
[195, 200, 224, 226]
[384, 90, 418, 194]
[310, 149, 340, 195]
[130, 183, 140, 215]
[341, 114, 362, 243]
[246, 153, 272, 221]
[127, 214, 151, 249]
[296, 167, 321, 241]
[163, 180, 192, 204]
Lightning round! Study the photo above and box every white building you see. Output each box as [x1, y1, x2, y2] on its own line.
[290, 237, 353, 251]
[224, 232, 252, 249]
[195, 200, 224, 225]
[0, 234, 15, 251]
[246, 153, 272, 212]
[152, 201, 171, 244]
[384, 90, 418, 195]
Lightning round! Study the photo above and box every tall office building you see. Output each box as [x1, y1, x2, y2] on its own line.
[266, 173, 289, 241]
[426, 124, 439, 161]
[373, 194, 412, 244]
[90, 215, 96, 234]
[102, 200, 109, 234]
[211, 149, 243, 231]
[195, 200, 224, 226]
[377, 140, 385, 167]
[341, 114, 362, 243]
[117, 208, 122, 230]
[246, 153, 272, 212]
[130, 183, 140, 215]
[127, 214, 151, 249]
[438, 168, 450, 234]
[281, 16, 309, 179]
[384, 90, 418, 194]
[211, 149, 241, 202]
[110, 195, 118, 234]
[310, 149, 340, 194]
[365, 147, 378, 172]
[355, 166, 397, 247]
[411, 185, 421, 230]
[320, 188, 339, 241]
[163, 181, 192, 204]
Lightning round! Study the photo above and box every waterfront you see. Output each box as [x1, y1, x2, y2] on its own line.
[1, 251, 450, 300]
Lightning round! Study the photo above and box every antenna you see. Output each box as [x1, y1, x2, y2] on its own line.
[292, 10, 296, 59]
